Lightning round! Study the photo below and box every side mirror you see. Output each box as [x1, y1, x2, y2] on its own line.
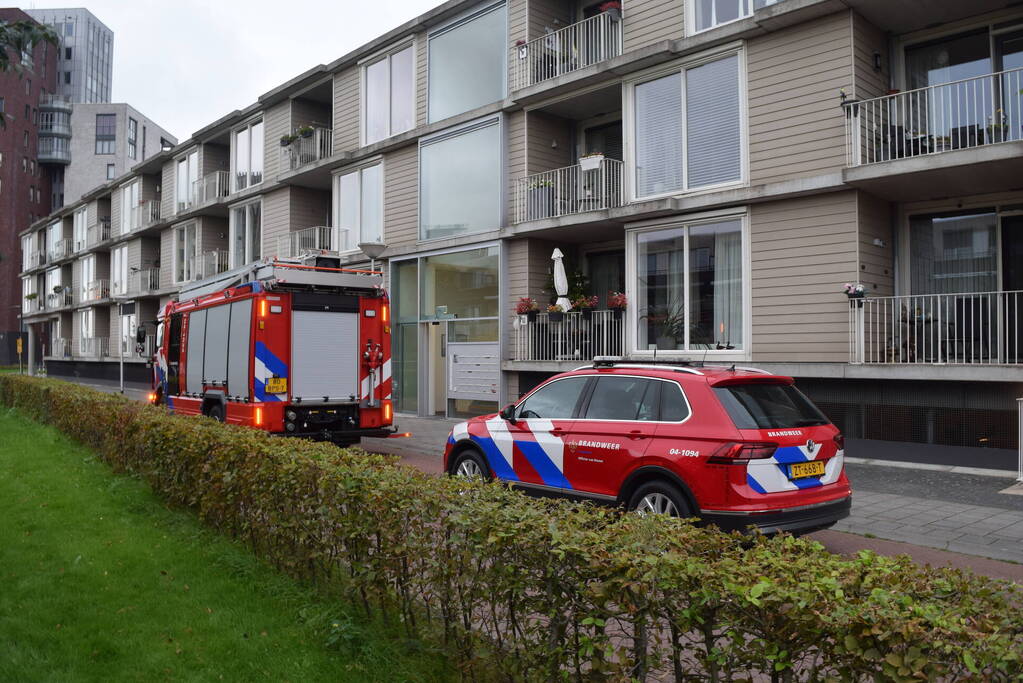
[136, 328, 147, 344]
[499, 403, 517, 423]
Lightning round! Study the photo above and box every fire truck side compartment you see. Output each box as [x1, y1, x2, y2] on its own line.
[227, 299, 253, 398]
[186, 309, 207, 394]
[204, 304, 230, 385]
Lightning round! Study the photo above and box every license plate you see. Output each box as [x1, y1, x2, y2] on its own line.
[265, 377, 287, 394]
[789, 460, 826, 480]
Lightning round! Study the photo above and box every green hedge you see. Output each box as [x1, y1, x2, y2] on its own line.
[2, 374, 1021, 681]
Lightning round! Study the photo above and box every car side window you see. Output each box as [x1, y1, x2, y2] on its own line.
[517, 377, 587, 419]
[584, 377, 659, 421]
[659, 381, 691, 422]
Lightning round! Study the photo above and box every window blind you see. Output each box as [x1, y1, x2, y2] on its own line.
[635, 73, 683, 197]
[686, 54, 741, 188]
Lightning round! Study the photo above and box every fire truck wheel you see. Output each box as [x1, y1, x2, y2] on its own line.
[206, 403, 225, 423]
[628, 481, 692, 518]
[451, 447, 491, 481]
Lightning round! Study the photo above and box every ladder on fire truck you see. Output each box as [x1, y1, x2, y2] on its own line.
[177, 254, 383, 299]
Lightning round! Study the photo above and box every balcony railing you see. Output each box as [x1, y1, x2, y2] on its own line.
[83, 279, 110, 302]
[86, 219, 111, 247]
[22, 297, 40, 314]
[131, 200, 161, 231]
[850, 290, 1023, 365]
[39, 120, 72, 136]
[120, 334, 155, 359]
[514, 309, 625, 362]
[28, 249, 46, 268]
[48, 238, 72, 261]
[283, 127, 333, 171]
[49, 338, 72, 359]
[130, 268, 161, 294]
[514, 158, 623, 223]
[46, 290, 73, 309]
[79, 336, 108, 358]
[193, 170, 230, 206]
[844, 67, 1023, 166]
[39, 94, 73, 111]
[189, 250, 230, 280]
[511, 11, 623, 90]
[276, 226, 335, 258]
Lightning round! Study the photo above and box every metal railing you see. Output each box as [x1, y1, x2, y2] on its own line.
[50, 338, 72, 359]
[86, 219, 111, 247]
[120, 334, 155, 359]
[39, 120, 72, 136]
[130, 268, 161, 294]
[514, 158, 623, 223]
[83, 279, 110, 302]
[283, 127, 333, 171]
[39, 94, 73, 110]
[190, 250, 230, 280]
[37, 136, 71, 163]
[276, 226, 335, 258]
[511, 12, 623, 90]
[29, 249, 46, 267]
[46, 290, 73, 309]
[79, 336, 108, 358]
[48, 238, 72, 261]
[849, 290, 1023, 365]
[844, 67, 1023, 166]
[22, 297, 40, 314]
[131, 200, 161, 231]
[194, 170, 230, 206]
[514, 309, 625, 362]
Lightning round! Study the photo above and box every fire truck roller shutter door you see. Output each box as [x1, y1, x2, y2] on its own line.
[227, 299, 252, 398]
[291, 310, 359, 402]
[204, 304, 230, 386]
[185, 309, 207, 394]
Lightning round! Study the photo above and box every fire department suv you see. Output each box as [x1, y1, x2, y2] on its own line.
[444, 360, 851, 534]
[151, 255, 395, 446]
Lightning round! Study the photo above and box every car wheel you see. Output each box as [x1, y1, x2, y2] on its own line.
[628, 481, 692, 518]
[451, 447, 490, 481]
[207, 403, 225, 423]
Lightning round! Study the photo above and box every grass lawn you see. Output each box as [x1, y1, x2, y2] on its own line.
[0, 407, 453, 682]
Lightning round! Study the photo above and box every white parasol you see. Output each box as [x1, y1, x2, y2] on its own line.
[551, 248, 572, 312]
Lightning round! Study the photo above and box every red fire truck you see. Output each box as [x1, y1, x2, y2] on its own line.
[150, 255, 396, 446]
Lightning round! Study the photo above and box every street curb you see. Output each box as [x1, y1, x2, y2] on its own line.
[834, 522, 1023, 566]
[845, 456, 1017, 480]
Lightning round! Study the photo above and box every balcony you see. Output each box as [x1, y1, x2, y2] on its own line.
[514, 158, 624, 223]
[49, 338, 72, 359]
[79, 337, 108, 359]
[39, 119, 71, 137]
[22, 297, 41, 314]
[82, 279, 111, 303]
[514, 309, 625, 362]
[39, 94, 73, 112]
[131, 200, 161, 231]
[28, 249, 46, 268]
[511, 11, 623, 91]
[37, 136, 71, 164]
[276, 226, 335, 258]
[130, 268, 161, 295]
[119, 334, 155, 359]
[193, 170, 230, 207]
[46, 289, 74, 309]
[48, 238, 72, 262]
[86, 219, 111, 248]
[850, 291, 1023, 365]
[282, 127, 333, 171]
[189, 250, 230, 281]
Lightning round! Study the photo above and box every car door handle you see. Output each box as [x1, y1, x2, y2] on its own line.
[550, 427, 565, 435]
[628, 430, 648, 440]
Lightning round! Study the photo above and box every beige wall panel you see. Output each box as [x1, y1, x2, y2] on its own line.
[508, 0, 528, 60]
[159, 228, 173, 290]
[526, 110, 574, 174]
[262, 187, 292, 257]
[416, 34, 428, 129]
[624, 0, 683, 52]
[109, 187, 122, 238]
[333, 68, 360, 154]
[506, 110, 526, 222]
[263, 101, 290, 181]
[201, 142, 230, 179]
[126, 238, 142, 273]
[528, 0, 572, 40]
[140, 173, 160, 204]
[86, 200, 98, 227]
[198, 216, 229, 254]
[748, 11, 853, 186]
[291, 98, 331, 131]
[160, 162, 174, 222]
[853, 13, 888, 100]
[289, 187, 331, 229]
[383, 144, 419, 249]
[857, 192, 894, 297]
[750, 191, 859, 363]
[140, 236, 160, 270]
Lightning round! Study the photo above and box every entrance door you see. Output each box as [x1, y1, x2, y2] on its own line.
[1002, 216, 1023, 362]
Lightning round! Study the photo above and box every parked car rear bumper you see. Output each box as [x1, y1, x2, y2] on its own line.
[700, 495, 851, 535]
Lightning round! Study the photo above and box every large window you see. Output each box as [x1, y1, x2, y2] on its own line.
[632, 216, 745, 352]
[233, 118, 264, 192]
[420, 119, 501, 240]
[174, 222, 198, 283]
[79, 308, 94, 347]
[46, 221, 61, 259]
[428, 3, 506, 122]
[419, 246, 499, 319]
[128, 117, 138, 159]
[73, 208, 87, 252]
[120, 179, 139, 234]
[230, 200, 262, 268]
[909, 211, 997, 295]
[364, 44, 415, 144]
[690, 0, 752, 34]
[95, 113, 116, 154]
[80, 255, 96, 301]
[631, 52, 743, 199]
[112, 245, 128, 296]
[334, 162, 383, 251]
[175, 150, 198, 213]
[22, 277, 35, 312]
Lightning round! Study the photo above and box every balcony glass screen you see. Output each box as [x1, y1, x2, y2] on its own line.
[428, 3, 506, 122]
[420, 121, 501, 240]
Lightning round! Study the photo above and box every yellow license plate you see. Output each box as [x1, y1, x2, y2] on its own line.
[265, 377, 287, 394]
[789, 460, 826, 479]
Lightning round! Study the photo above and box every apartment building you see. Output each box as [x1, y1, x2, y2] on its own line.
[23, 8, 113, 104]
[18, 0, 1023, 463]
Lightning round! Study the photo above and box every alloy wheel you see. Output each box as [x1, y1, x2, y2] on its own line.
[636, 492, 679, 517]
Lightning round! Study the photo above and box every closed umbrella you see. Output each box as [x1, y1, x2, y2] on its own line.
[551, 248, 572, 312]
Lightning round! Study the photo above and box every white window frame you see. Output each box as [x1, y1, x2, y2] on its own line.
[111, 244, 129, 296]
[172, 221, 199, 284]
[623, 44, 748, 203]
[625, 207, 752, 360]
[80, 254, 96, 301]
[22, 276, 35, 311]
[229, 198, 263, 268]
[46, 220, 61, 258]
[686, 0, 753, 36]
[231, 116, 264, 193]
[120, 178, 140, 235]
[360, 39, 417, 146]
[79, 307, 94, 349]
[72, 207, 87, 252]
[332, 158, 384, 253]
[21, 234, 33, 271]
[45, 267, 61, 303]
[175, 149, 198, 214]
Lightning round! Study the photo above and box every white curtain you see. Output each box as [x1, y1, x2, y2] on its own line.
[713, 226, 742, 348]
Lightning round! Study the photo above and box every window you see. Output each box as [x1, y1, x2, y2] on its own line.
[95, 113, 116, 154]
[73, 208, 87, 251]
[112, 245, 128, 296]
[633, 216, 745, 352]
[690, 0, 752, 33]
[419, 119, 501, 240]
[0, 97, 5, 113]
[714, 383, 828, 429]
[128, 117, 138, 159]
[64, 71, 71, 85]
[660, 381, 691, 422]
[23, 131, 28, 148]
[174, 222, 198, 283]
[363, 43, 415, 144]
[65, 47, 72, 60]
[583, 377, 661, 421]
[80, 309, 94, 350]
[80, 255, 96, 301]
[46, 221, 61, 258]
[106, 163, 115, 180]
[175, 150, 198, 213]
[230, 201, 262, 268]
[334, 163, 382, 251]
[909, 211, 997, 295]
[630, 52, 743, 199]
[120, 179, 139, 234]
[419, 247, 499, 319]
[22, 277, 35, 312]
[45, 268, 61, 305]
[428, 3, 506, 122]
[21, 235, 33, 271]
[65, 21, 73, 36]
[142, 126, 147, 158]
[233, 118, 264, 192]
[517, 377, 588, 420]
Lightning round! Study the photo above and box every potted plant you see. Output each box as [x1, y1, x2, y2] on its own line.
[547, 303, 565, 323]
[52, 285, 64, 294]
[643, 303, 685, 350]
[572, 295, 598, 320]
[843, 282, 866, 299]
[578, 152, 605, 171]
[24, 292, 38, 300]
[517, 296, 539, 322]
[515, 38, 527, 59]
[528, 179, 555, 219]
[297, 126, 315, 139]
[986, 110, 1008, 143]
[607, 291, 627, 320]
[279, 134, 296, 147]
[599, 1, 622, 21]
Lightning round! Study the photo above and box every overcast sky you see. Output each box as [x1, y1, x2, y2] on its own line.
[22, 0, 441, 141]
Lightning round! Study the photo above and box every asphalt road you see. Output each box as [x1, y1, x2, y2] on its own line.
[845, 462, 1023, 512]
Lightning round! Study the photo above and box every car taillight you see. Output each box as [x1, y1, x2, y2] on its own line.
[834, 433, 845, 450]
[707, 442, 778, 464]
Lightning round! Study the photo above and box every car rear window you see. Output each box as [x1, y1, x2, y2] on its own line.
[713, 383, 829, 430]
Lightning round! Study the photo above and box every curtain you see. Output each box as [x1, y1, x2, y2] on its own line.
[713, 226, 742, 348]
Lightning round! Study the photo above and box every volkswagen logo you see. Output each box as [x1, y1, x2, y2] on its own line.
[806, 439, 817, 453]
